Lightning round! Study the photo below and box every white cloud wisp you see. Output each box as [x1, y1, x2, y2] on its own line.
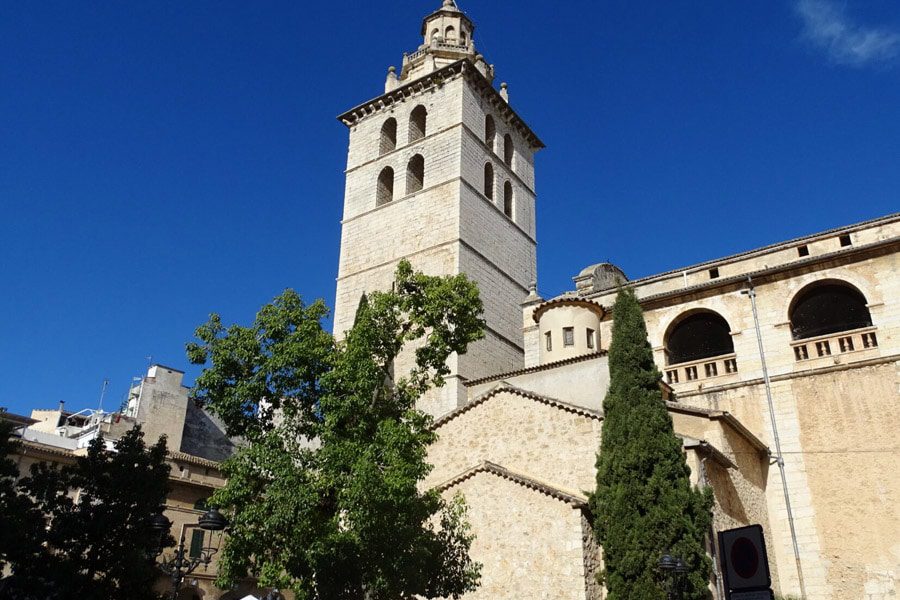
[795, 0, 900, 67]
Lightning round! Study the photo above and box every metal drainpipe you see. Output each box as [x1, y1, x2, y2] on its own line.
[742, 276, 807, 600]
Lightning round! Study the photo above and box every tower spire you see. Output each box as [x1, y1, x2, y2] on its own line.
[385, 0, 492, 90]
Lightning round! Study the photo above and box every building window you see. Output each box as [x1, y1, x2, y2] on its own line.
[485, 114, 496, 149]
[503, 181, 513, 218]
[666, 370, 679, 384]
[380, 118, 397, 155]
[376, 167, 394, 206]
[704, 362, 718, 378]
[794, 345, 809, 361]
[815, 340, 831, 357]
[503, 133, 514, 167]
[460, 31, 467, 46]
[665, 310, 734, 365]
[444, 25, 456, 42]
[545, 332, 552, 351]
[406, 154, 424, 195]
[430, 28, 439, 42]
[839, 234, 852, 247]
[563, 327, 575, 347]
[724, 358, 738, 373]
[798, 245, 809, 257]
[409, 105, 427, 143]
[685, 366, 698, 381]
[484, 163, 494, 199]
[708, 267, 719, 279]
[189, 529, 205, 559]
[862, 332, 878, 348]
[789, 281, 872, 340]
[586, 328, 595, 349]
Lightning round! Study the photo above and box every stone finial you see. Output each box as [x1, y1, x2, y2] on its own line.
[500, 82, 509, 103]
[522, 281, 543, 306]
[385, 66, 400, 93]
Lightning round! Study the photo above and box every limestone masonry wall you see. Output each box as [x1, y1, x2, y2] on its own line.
[440, 473, 590, 600]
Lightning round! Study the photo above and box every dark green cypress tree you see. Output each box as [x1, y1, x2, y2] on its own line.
[590, 288, 713, 600]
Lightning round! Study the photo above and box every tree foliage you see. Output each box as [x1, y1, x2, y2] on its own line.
[589, 288, 714, 600]
[187, 260, 485, 600]
[0, 416, 43, 573]
[1, 426, 172, 600]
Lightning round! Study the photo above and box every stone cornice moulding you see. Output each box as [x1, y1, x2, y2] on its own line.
[433, 382, 604, 430]
[337, 59, 545, 150]
[434, 461, 589, 509]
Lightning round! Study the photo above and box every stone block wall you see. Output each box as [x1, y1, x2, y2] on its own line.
[440, 472, 592, 600]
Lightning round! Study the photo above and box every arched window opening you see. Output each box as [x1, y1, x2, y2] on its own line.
[406, 154, 424, 195]
[503, 181, 513, 218]
[460, 32, 468, 46]
[483, 163, 494, 199]
[503, 133, 514, 167]
[380, 118, 397, 155]
[789, 282, 872, 340]
[666, 311, 734, 365]
[485, 115, 496, 149]
[409, 105, 427, 143]
[431, 28, 439, 42]
[376, 167, 394, 206]
[445, 26, 456, 42]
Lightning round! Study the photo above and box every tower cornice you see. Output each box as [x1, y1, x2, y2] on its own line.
[336, 59, 545, 151]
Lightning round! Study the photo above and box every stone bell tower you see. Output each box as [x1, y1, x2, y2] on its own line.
[334, 0, 544, 417]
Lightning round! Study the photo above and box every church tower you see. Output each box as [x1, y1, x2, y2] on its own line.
[334, 1, 544, 416]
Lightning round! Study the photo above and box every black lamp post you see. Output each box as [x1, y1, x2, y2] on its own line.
[658, 552, 689, 600]
[151, 507, 229, 600]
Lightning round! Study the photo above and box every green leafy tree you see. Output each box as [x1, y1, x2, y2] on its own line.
[187, 260, 484, 600]
[589, 288, 714, 600]
[4, 427, 172, 600]
[0, 415, 43, 573]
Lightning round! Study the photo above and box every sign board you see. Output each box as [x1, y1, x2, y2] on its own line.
[731, 590, 774, 600]
[718, 524, 772, 595]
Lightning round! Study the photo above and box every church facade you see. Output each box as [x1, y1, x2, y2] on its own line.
[334, 3, 900, 599]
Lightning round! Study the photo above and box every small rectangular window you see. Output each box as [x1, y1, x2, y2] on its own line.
[794, 345, 809, 361]
[815, 340, 831, 357]
[685, 366, 698, 381]
[724, 358, 738, 373]
[563, 327, 575, 347]
[797, 245, 809, 257]
[189, 529, 205, 559]
[666, 370, 679, 384]
[586, 328, 595, 349]
[545, 332, 552, 352]
[708, 267, 720, 279]
[704, 362, 718, 378]
[839, 234, 852, 247]
[862, 332, 878, 348]
[838, 336, 854, 352]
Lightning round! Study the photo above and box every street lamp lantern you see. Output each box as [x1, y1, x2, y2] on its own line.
[658, 552, 687, 600]
[658, 553, 677, 573]
[154, 505, 230, 600]
[198, 507, 228, 531]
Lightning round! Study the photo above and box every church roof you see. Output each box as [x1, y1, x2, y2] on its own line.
[666, 402, 769, 455]
[678, 435, 738, 469]
[433, 382, 603, 429]
[464, 351, 607, 388]
[435, 461, 589, 509]
[531, 297, 606, 323]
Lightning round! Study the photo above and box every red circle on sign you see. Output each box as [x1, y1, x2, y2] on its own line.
[730, 536, 759, 579]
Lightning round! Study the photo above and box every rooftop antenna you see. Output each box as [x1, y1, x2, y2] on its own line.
[97, 379, 109, 413]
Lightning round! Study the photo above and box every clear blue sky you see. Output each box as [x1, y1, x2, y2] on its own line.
[2, 1, 898, 416]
